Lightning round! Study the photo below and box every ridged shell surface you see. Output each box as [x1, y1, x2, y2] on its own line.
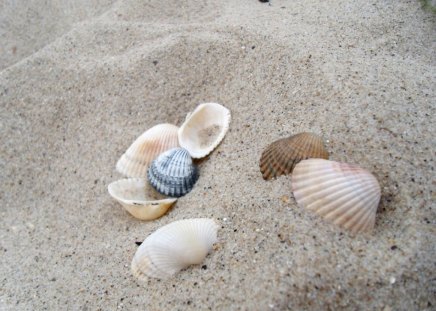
[108, 178, 177, 220]
[131, 218, 218, 280]
[260, 132, 329, 180]
[178, 103, 231, 158]
[291, 159, 381, 234]
[116, 124, 179, 177]
[147, 147, 199, 197]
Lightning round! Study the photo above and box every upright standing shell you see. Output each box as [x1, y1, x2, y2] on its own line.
[259, 132, 329, 180]
[131, 218, 218, 280]
[147, 148, 199, 197]
[178, 103, 231, 158]
[291, 159, 381, 234]
[108, 178, 177, 220]
[116, 124, 180, 177]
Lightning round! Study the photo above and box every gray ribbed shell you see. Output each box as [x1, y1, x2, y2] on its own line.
[147, 148, 199, 197]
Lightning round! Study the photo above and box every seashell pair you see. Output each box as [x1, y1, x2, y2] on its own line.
[292, 159, 381, 234]
[108, 178, 177, 220]
[259, 132, 329, 180]
[132, 218, 218, 280]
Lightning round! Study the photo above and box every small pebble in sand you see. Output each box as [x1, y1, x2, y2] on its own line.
[281, 195, 290, 203]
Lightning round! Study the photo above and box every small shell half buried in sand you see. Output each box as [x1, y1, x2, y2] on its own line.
[116, 123, 180, 178]
[147, 147, 199, 197]
[291, 159, 381, 234]
[259, 132, 329, 180]
[178, 103, 231, 158]
[108, 178, 177, 220]
[131, 218, 218, 280]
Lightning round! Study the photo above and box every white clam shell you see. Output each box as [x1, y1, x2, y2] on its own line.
[108, 178, 177, 220]
[131, 218, 218, 280]
[291, 159, 381, 234]
[116, 124, 180, 177]
[178, 103, 231, 158]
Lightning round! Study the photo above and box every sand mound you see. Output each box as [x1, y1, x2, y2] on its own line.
[1, 0, 435, 310]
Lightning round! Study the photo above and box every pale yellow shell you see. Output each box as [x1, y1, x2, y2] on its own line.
[108, 178, 176, 220]
[116, 124, 179, 177]
[292, 159, 381, 234]
[178, 103, 231, 158]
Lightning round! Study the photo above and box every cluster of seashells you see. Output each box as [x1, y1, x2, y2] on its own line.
[259, 132, 381, 234]
[109, 103, 231, 219]
[108, 103, 230, 280]
[109, 104, 380, 280]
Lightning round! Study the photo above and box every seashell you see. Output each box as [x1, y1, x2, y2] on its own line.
[131, 218, 218, 280]
[108, 178, 177, 220]
[116, 123, 179, 177]
[147, 147, 199, 197]
[178, 103, 231, 158]
[259, 132, 329, 180]
[291, 159, 381, 234]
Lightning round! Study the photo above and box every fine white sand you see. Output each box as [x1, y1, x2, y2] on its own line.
[1, 0, 435, 310]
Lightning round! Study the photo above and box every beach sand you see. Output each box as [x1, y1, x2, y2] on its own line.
[1, 0, 435, 310]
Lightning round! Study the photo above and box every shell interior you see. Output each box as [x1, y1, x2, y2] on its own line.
[116, 123, 180, 178]
[178, 103, 231, 158]
[131, 218, 218, 280]
[292, 159, 381, 234]
[259, 132, 329, 180]
[108, 178, 177, 220]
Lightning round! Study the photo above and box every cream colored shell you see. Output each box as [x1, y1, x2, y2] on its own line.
[108, 178, 176, 220]
[291, 159, 381, 234]
[116, 123, 179, 177]
[131, 218, 218, 280]
[178, 103, 231, 158]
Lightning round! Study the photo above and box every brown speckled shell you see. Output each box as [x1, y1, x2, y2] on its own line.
[259, 132, 329, 180]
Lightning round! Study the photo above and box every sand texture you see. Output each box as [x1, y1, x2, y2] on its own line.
[1, 0, 435, 310]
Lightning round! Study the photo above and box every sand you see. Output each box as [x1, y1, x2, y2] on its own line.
[1, 0, 435, 310]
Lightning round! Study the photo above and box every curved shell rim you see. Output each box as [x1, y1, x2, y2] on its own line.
[108, 178, 178, 204]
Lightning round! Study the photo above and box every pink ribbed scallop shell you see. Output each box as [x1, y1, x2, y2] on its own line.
[292, 159, 381, 234]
